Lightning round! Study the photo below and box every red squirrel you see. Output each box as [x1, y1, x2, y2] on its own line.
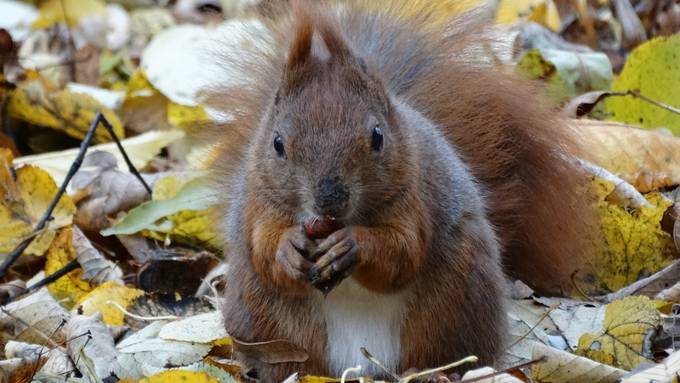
[209, 0, 594, 380]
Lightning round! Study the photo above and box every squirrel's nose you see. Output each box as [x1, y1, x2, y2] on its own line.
[314, 176, 350, 218]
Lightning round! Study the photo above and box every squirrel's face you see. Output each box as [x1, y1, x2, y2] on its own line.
[251, 23, 412, 224]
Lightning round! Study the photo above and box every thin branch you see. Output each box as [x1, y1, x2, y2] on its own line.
[30, 259, 80, 292]
[400, 356, 479, 383]
[0, 112, 151, 279]
[627, 90, 680, 116]
[503, 302, 560, 352]
[361, 347, 400, 381]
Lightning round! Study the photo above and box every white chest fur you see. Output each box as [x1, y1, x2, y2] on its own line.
[320, 279, 406, 377]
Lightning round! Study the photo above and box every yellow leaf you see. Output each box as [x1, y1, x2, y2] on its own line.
[105, 174, 220, 248]
[578, 296, 661, 370]
[0, 165, 75, 256]
[588, 178, 675, 292]
[76, 281, 144, 326]
[606, 34, 680, 134]
[121, 69, 171, 133]
[300, 376, 341, 383]
[33, 0, 106, 29]
[140, 370, 220, 383]
[167, 102, 211, 130]
[0, 148, 16, 202]
[8, 75, 124, 144]
[526, 1, 561, 31]
[44, 227, 92, 307]
[497, 0, 560, 30]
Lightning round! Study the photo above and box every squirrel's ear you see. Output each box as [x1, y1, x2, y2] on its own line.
[287, 1, 313, 70]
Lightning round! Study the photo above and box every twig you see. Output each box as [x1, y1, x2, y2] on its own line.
[361, 347, 400, 381]
[400, 356, 479, 383]
[0, 112, 151, 279]
[341, 365, 363, 383]
[503, 302, 559, 352]
[30, 259, 81, 292]
[626, 90, 680, 116]
[458, 357, 544, 382]
[570, 270, 599, 303]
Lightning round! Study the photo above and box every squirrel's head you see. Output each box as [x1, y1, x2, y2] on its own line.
[250, 5, 413, 224]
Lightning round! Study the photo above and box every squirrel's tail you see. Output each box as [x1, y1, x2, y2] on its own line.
[382, 4, 597, 295]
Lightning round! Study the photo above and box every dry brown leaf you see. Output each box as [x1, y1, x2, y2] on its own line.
[64, 313, 118, 381]
[72, 225, 123, 285]
[232, 338, 309, 364]
[0, 288, 69, 348]
[572, 120, 680, 192]
[72, 151, 163, 232]
[531, 343, 626, 382]
[0, 280, 27, 304]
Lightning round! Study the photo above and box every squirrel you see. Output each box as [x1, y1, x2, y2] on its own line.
[208, 0, 595, 381]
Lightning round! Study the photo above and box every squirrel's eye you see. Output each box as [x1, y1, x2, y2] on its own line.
[371, 126, 383, 151]
[274, 132, 285, 156]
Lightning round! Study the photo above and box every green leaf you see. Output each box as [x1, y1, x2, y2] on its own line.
[101, 175, 215, 237]
[517, 48, 612, 103]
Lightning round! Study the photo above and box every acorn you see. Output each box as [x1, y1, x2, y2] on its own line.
[303, 218, 340, 239]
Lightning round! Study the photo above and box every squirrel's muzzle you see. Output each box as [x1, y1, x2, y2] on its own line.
[314, 176, 350, 219]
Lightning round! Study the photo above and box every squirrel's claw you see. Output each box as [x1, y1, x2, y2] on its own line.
[308, 228, 359, 294]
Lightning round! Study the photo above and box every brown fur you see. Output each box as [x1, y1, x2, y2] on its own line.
[207, 1, 595, 381]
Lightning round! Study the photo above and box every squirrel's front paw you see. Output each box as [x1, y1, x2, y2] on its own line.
[309, 228, 359, 293]
[275, 227, 317, 282]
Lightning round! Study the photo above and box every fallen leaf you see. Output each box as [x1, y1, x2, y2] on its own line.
[532, 342, 626, 382]
[577, 296, 661, 370]
[517, 48, 612, 103]
[101, 174, 219, 248]
[606, 34, 680, 134]
[33, 0, 106, 29]
[588, 175, 676, 293]
[15, 129, 182, 186]
[70, 151, 165, 232]
[0, 280, 27, 304]
[72, 226, 123, 285]
[137, 249, 218, 295]
[158, 311, 228, 344]
[140, 370, 220, 383]
[0, 165, 75, 257]
[115, 321, 212, 379]
[232, 338, 309, 364]
[462, 366, 524, 382]
[572, 120, 680, 192]
[621, 348, 680, 382]
[8, 73, 124, 144]
[0, 288, 69, 347]
[75, 281, 144, 326]
[64, 313, 118, 381]
[496, 0, 560, 30]
[548, 303, 605, 351]
[44, 227, 92, 307]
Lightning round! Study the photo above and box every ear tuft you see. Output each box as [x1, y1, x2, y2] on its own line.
[287, 0, 313, 69]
